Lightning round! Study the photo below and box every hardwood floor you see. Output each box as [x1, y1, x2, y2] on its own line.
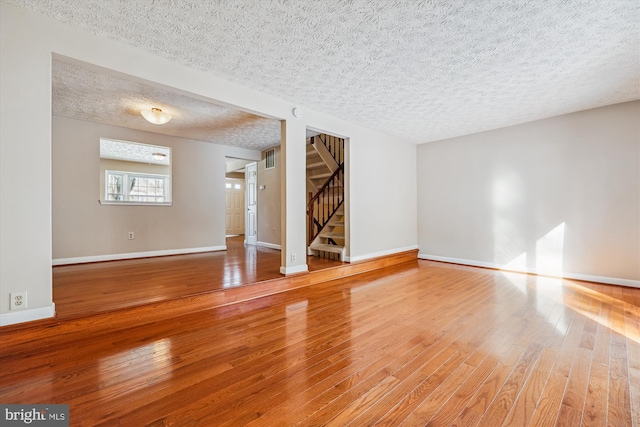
[1, 260, 638, 426]
[53, 236, 342, 319]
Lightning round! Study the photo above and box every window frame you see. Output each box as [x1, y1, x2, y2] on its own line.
[101, 170, 172, 206]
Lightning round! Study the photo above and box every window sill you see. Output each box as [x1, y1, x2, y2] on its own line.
[99, 200, 172, 207]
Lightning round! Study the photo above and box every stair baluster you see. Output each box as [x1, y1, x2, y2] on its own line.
[307, 134, 345, 260]
[307, 164, 344, 244]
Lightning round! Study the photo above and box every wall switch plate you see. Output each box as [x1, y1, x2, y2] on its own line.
[128, 232, 134, 240]
[10, 292, 27, 310]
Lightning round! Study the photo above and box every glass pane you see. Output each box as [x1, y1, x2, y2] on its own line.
[129, 175, 165, 202]
[100, 139, 171, 203]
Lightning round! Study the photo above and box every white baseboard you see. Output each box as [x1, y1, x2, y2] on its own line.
[53, 246, 227, 266]
[557, 271, 640, 288]
[345, 245, 418, 263]
[280, 264, 309, 275]
[257, 241, 282, 250]
[418, 253, 640, 288]
[0, 303, 55, 327]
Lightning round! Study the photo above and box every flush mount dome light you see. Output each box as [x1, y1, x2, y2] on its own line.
[141, 107, 172, 125]
[152, 152, 167, 161]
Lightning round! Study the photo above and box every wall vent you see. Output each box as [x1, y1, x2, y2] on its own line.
[265, 149, 275, 169]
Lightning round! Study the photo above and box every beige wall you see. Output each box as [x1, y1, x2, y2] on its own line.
[53, 116, 260, 260]
[0, 3, 418, 322]
[225, 172, 244, 180]
[257, 147, 281, 247]
[417, 101, 640, 283]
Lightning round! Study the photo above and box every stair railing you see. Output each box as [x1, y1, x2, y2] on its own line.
[318, 134, 344, 166]
[307, 164, 344, 244]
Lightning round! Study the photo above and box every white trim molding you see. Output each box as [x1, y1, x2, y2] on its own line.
[53, 246, 227, 266]
[0, 303, 55, 327]
[345, 245, 418, 263]
[257, 241, 282, 250]
[280, 264, 309, 275]
[418, 253, 640, 288]
[99, 200, 172, 207]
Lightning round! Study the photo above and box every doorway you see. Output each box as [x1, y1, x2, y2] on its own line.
[225, 178, 245, 236]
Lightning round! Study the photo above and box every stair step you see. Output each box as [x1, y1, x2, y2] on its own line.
[310, 243, 345, 254]
[327, 219, 344, 226]
[313, 185, 343, 189]
[313, 203, 343, 209]
[309, 172, 332, 180]
[319, 231, 344, 238]
[314, 202, 341, 207]
[306, 161, 326, 169]
[310, 181, 341, 188]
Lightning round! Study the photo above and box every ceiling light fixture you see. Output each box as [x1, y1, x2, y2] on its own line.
[141, 107, 172, 125]
[151, 152, 167, 161]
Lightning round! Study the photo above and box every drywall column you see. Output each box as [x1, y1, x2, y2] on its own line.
[280, 119, 308, 274]
[0, 5, 54, 325]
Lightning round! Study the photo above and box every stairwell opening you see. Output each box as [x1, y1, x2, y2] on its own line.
[306, 132, 348, 261]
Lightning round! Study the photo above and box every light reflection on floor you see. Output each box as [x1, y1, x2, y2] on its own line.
[99, 338, 173, 398]
[500, 270, 639, 344]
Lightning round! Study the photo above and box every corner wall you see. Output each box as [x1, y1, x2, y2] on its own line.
[417, 101, 640, 285]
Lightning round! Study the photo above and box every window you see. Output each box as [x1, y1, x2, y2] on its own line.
[99, 138, 172, 205]
[265, 149, 275, 169]
[105, 170, 169, 203]
[106, 172, 124, 201]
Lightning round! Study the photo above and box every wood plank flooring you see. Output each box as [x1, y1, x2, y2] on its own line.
[1, 260, 638, 426]
[53, 236, 342, 319]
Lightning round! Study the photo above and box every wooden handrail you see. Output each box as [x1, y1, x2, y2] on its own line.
[309, 163, 343, 206]
[307, 164, 344, 244]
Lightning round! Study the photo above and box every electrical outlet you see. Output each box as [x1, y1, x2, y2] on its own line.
[272, 227, 276, 236]
[128, 231, 134, 240]
[291, 253, 296, 262]
[10, 292, 27, 310]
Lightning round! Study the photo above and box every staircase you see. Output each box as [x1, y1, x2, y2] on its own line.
[307, 134, 345, 261]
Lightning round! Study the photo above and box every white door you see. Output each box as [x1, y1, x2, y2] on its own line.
[225, 179, 245, 236]
[245, 162, 258, 245]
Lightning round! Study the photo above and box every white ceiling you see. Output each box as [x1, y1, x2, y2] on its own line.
[100, 138, 171, 165]
[14, 0, 640, 145]
[53, 60, 283, 150]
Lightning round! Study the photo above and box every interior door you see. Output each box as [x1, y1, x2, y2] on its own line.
[225, 179, 245, 236]
[245, 162, 258, 245]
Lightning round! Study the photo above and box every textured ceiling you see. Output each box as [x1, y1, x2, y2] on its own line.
[14, 0, 640, 144]
[53, 60, 282, 150]
[100, 138, 171, 165]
